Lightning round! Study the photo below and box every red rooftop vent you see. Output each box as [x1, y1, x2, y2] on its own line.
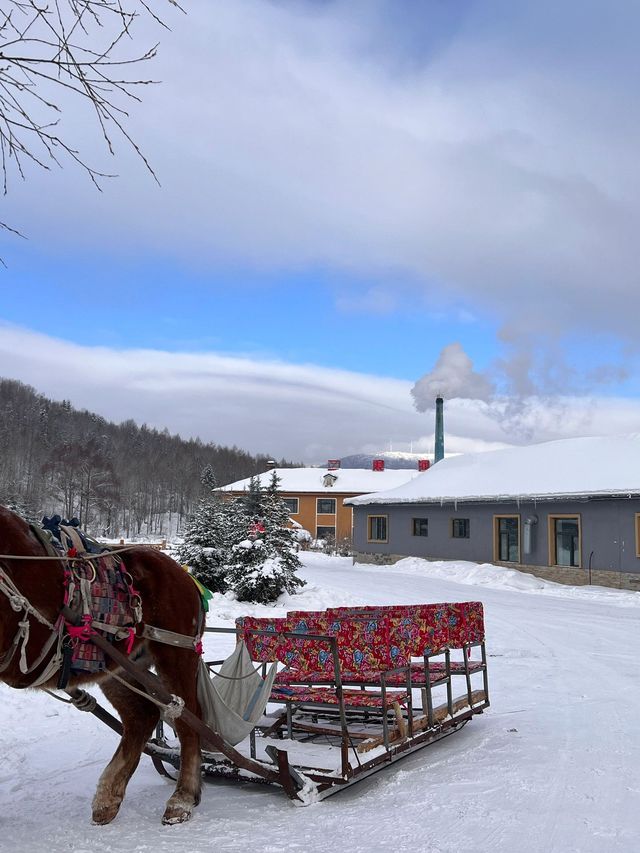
[418, 459, 431, 472]
[327, 459, 341, 470]
[372, 459, 385, 471]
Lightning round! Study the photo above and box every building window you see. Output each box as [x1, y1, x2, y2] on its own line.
[412, 518, 428, 536]
[317, 498, 336, 514]
[368, 515, 388, 543]
[316, 525, 335, 541]
[548, 515, 581, 567]
[451, 518, 470, 538]
[494, 515, 520, 562]
[283, 497, 299, 514]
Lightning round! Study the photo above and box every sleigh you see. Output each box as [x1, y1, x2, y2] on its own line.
[142, 601, 490, 803]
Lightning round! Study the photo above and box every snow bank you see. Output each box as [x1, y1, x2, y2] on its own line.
[358, 556, 640, 608]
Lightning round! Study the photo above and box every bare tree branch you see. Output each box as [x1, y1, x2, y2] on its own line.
[0, 0, 181, 206]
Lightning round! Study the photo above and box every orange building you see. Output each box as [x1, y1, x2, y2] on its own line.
[220, 464, 420, 542]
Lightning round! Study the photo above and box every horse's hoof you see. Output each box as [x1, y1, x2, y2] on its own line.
[161, 806, 192, 825]
[92, 804, 120, 825]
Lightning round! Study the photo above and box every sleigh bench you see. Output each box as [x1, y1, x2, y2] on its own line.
[235, 602, 488, 720]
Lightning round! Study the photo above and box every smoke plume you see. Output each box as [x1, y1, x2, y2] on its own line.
[411, 343, 495, 411]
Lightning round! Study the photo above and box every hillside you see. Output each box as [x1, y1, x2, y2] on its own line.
[339, 451, 431, 469]
[0, 378, 296, 537]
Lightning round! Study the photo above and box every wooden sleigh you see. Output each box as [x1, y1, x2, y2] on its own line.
[82, 601, 490, 804]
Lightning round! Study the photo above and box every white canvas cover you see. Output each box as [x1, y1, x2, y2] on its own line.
[196, 642, 277, 746]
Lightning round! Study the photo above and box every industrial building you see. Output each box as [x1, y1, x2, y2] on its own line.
[347, 434, 640, 590]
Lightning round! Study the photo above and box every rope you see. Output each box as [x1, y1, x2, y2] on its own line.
[0, 566, 66, 684]
[0, 570, 56, 629]
[110, 671, 185, 721]
[0, 544, 147, 562]
[43, 688, 98, 713]
[70, 689, 98, 713]
[43, 688, 74, 705]
[206, 663, 267, 680]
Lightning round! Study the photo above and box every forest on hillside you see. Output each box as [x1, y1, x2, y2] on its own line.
[0, 379, 296, 537]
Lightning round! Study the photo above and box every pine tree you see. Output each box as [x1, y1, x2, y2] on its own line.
[243, 475, 264, 517]
[227, 470, 305, 604]
[175, 467, 234, 593]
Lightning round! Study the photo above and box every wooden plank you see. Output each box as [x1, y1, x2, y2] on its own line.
[291, 720, 372, 740]
[357, 691, 486, 753]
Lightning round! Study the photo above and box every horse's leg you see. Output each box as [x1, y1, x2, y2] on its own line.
[92, 669, 160, 825]
[151, 645, 202, 825]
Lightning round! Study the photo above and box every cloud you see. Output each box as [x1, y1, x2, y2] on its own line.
[2, 325, 640, 466]
[3, 0, 640, 363]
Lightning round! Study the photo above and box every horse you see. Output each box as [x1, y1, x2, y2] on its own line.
[0, 505, 204, 825]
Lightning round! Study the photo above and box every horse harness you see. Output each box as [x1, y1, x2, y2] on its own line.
[0, 529, 204, 696]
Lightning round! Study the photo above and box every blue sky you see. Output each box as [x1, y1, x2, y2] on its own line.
[5, 245, 498, 379]
[2, 0, 640, 462]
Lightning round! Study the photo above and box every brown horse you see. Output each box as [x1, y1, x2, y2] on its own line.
[0, 505, 203, 825]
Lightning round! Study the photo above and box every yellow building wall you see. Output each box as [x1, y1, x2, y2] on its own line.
[226, 491, 358, 541]
[284, 493, 357, 541]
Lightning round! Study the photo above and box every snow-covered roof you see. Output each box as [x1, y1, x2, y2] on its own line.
[346, 435, 640, 506]
[220, 467, 419, 494]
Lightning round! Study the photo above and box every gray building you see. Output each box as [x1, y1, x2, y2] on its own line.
[347, 435, 640, 591]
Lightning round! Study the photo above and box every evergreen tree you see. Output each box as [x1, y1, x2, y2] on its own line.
[227, 469, 305, 604]
[175, 468, 233, 592]
[262, 470, 305, 584]
[243, 475, 264, 518]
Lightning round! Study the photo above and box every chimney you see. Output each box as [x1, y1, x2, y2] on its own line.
[372, 459, 385, 471]
[434, 396, 445, 464]
[327, 459, 341, 471]
[418, 459, 430, 472]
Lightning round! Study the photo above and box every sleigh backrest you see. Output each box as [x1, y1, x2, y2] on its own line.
[235, 616, 287, 663]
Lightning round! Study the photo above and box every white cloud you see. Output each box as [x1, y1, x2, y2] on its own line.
[2, 324, 640, 466]
[3, 0, 640, 359]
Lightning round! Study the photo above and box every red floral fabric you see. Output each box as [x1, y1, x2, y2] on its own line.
[270, 684, 408, 709]
[235, 616, 286, 662]
[448, 601, 485, 647]
[237, 602, 486, 686]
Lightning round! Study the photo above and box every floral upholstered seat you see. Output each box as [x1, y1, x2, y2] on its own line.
[270, 684, 409, 710]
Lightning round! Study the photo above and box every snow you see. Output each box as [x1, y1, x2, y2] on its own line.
[348, 434, 640, 505]
[2, 552, 640, 851]
[219, 466, 419, 494]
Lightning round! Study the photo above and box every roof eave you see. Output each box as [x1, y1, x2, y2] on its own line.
[349, 490, 640, 507]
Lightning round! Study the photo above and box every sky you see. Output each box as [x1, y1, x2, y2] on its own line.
[1, 0, 639, 464]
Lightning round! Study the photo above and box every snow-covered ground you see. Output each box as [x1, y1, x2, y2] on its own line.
[2, 553, 639, 852]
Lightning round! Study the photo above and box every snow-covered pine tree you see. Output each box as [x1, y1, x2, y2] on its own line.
[243, 474, 264, 517]
[175, 467, 234, 593]
[227, 469, 305, 604]
[262, 470, 305, 587]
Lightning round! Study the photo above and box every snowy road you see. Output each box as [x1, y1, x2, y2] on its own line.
[1, 553, 639, 852]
